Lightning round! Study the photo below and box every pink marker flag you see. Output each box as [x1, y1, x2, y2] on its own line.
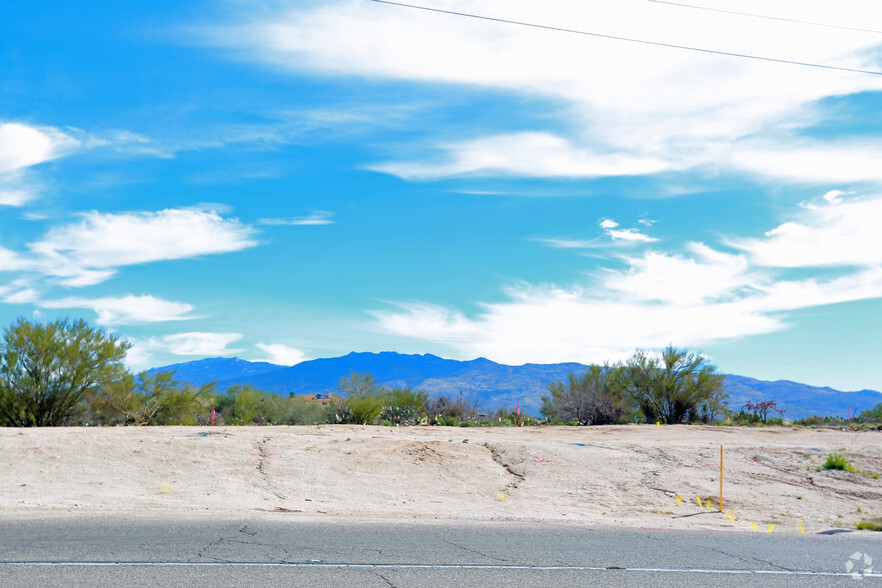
[211, 408, 216, 426]
[517, 405, 521, 416]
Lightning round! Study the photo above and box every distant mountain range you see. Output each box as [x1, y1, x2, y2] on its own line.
[147, 352, 882, 421]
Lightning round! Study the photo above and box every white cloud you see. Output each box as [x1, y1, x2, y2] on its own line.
[38, 295, 197, 325]
[19, 208, 258, 286]
[732, 194, 882, 267]
[162, 332, 244, 356]
[823, 189, 847, 204]
[536, 218, 657, 251]
[256, 342, 307, 366]
[0, 247, 28, 272]
[200, 1, 882, 181]
[726, 140, 882, 184]
[374, 289, 782, 365]
[602, 245, 759, 305]
[0, 122, 81, 206]
[0, 122, 80, 174]
[123, 343, 157, 373]
[258, 210, 335, 226]
[0, 189, 36, 207]
[533, 238, 602, 250]
[606, 228, 658, 243]
[126, 331, 242, 371]
[123, 331, 244, 371]
[2, 287, 39, 305]
[599, 218, 657, 244]
[370, 132, 671, 180]
[374, 193, 882, 364]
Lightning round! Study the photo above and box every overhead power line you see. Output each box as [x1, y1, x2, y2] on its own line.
[366, 0, 882, 76]
[645, 0, 882, 36]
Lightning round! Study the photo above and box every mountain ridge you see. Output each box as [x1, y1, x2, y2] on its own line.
[146, 352, 882, 420]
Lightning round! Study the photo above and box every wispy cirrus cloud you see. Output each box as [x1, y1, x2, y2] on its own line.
[161, 331, 244, 356]
[27, 208, 257, 286]
[0, 122, 81, 206]
[196, 1, 882, 183]
[38, 295, 197, 325]
[0, 122, 80, 175]
[369, 132, 671, 180]
[257, 210, 334, 226]
[534, 218, 657, 252]
[731, 194, 882, 267]
[0, 208, 258, 325]
[374, 192, 882, 364]
[125, 331, 244, 371]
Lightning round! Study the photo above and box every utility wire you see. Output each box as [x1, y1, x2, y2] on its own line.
[645, 0, 882, 36]
[367, 0, 882, 76]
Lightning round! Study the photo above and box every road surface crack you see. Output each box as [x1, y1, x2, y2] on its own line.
[436, 537, 518, 564]
[372, 571, 396, 587]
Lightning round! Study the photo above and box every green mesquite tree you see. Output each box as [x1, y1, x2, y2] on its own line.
[0, 317, 130, 427]
[627, 345, 725, 424]
[541, 364, 627, 425]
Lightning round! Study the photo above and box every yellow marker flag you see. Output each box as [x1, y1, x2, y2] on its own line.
[161, 483, 170, 493]
[706, 499, 712, 511]
[797, 522, 805, 534]
[768, 524, 775, 533]
[726, 510, 735, 523]
[750, 522, 758, 532]
[496, 492, 507, 502]
[696, 496, 702, 507]
[656, 421, 660, 427]
[676, 495, 682, 507]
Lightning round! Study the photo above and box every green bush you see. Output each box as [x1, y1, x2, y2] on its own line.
[434, 415, 459, 427]
[823, 453, 854, 471]
[336, 373, 384, 425]
[856, 519, 882, 531]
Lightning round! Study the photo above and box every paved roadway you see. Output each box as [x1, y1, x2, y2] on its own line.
[1, 515, 880, 587]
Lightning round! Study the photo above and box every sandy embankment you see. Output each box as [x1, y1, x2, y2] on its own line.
[2, 425, 880, 533]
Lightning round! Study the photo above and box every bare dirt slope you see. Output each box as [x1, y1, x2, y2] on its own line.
[2, 425, 880, 533]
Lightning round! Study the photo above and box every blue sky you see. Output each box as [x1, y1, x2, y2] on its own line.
[3, 0, 882, 391]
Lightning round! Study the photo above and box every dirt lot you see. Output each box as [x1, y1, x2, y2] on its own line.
[2, 424, 880, 533]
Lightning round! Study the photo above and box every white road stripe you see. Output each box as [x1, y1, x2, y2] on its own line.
[0, 562, 878, 577]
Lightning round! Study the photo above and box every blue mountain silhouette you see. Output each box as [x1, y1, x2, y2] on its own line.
[148, 352, 881, 420]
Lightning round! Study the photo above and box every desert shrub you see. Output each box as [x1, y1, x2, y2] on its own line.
[380, 386, 428, 425]
[428, 394, 480, 423]
[218, 384, 275, 425]
[434, 415, 459, 427]
[856, 519, 882, 531]
[731, 410, 762, 426]
[541, 364, 626, 426]
[858, 403, 882, 423]
[795, 415, 848, 427]
[336, 373, 384, 425]
[823, 453, 854, 471]
[272, 396, 331, 425]
[91, 371, 215, 426]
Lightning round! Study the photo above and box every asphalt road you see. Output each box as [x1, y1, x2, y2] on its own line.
[1, 515, 880, 587]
